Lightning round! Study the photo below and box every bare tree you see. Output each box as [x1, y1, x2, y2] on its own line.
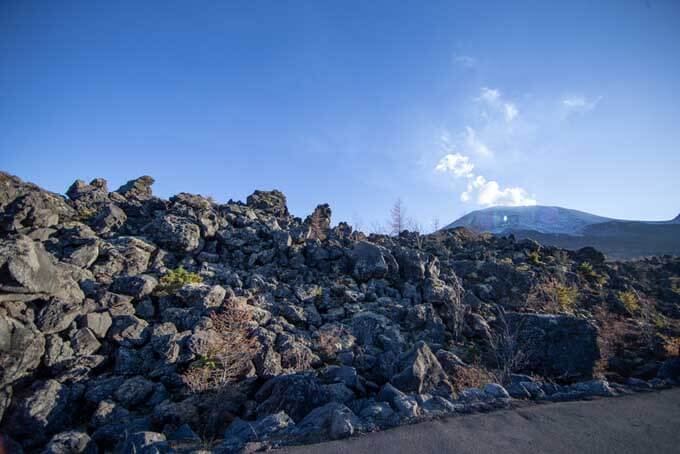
[406, 217, 422, 233]
[431, 217, 440, 233]
[488, 311, 530, 383]
[390, 198, 405, 236]
[370, 221, 387, 235]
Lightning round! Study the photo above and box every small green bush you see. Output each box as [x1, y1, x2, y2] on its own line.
[157, 267, 202, 294]
[618, 290, 640, 314]
[527, 251, 542, 266]
[76, 206, 97, 220]
[556, 285, 578, 311]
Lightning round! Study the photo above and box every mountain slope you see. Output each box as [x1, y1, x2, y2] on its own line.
[446, 206, 680, 260]
[446, 206, 614, 235]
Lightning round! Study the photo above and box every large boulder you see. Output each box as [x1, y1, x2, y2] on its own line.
[150, 213, 201, 252]
[246, 190, 289, 217]
[0, 316, 45, 387]
[255, 373, 332, 422]
[0, 236, 84, 303]
[503, 313, 600, 380]
[350, 241, 398, 282]
[4, 380, 72, 448]
[66, 178, 109, 205]
[2, 188, 74, 232]
[390, 341, 453, 396]
[115, 176, 155, 200]
[35, 298, 82, 334]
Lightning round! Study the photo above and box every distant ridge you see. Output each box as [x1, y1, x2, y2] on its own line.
[445, 206, 680, 260]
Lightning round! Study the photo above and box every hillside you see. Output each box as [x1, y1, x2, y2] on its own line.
[446, 206, 680, 260]
[1, 172, 680, 453]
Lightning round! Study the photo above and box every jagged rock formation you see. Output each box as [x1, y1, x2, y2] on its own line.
[0, 171, 679, 452]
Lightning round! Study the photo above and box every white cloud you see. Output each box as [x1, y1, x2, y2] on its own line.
[504, 103, 518, 121]
[464, 126, 494, 157]
[435, 153, 475, 177]
[477, 87, 519, 123]
[436, 151, 536, 207]
[479, 87, 500, 103]
[462, 175, 537, 206]
[453, 55, 477, 68]
[562, 95, 602, 113]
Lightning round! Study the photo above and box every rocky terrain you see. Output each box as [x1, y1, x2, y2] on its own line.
[1, 171, 680, 453]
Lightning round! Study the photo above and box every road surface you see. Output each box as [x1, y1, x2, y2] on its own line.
[279, 388, 680, 454]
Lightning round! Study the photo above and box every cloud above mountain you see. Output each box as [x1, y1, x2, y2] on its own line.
[436, 153, 537, 207]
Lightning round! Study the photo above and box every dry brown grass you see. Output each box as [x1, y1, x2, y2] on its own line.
[448, 364, 497, 392]
[527, 278, 579, 314]
[182, 305, 258, 393]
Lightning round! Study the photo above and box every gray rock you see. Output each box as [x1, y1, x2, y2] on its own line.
[93, 203, 127, 233]
[572, 379, 615, 397]
[246, 190, 289, 217]
[45, 431, 96, 454]
[66, 178, 109, 203]
[377, 383, 418, 417]
[36, 298, 81, 334]
[223, 411, 294, 444]
[80, 311, 112, 338]
[503, 312, 600, 381]
[506, 382, 531, 399]
[0, 236, 84, 303]
[91, 399, 130, 428]
[0, 316, 45, 387]
[151, 213, 201, 252]
[351, 241, 398, 282]
[70, 328, 101, 356]
[109, 315, 149, 347]
[111, 274, 158, 299]
[117, 431, 168, 454]
[114, 376, 155, 408]
[115, 176, 155, 200]
[294, 402, 360, 439]
[483, 383, 510, 399]
[391, 341, 453, 396]
[329, 407, 356, 439]
[177, 283, 226, 310]
[84, 376, 125, 405]
[255, 373, 332, 422]
[5, 380, 71, 448]
[151, 398, 199, 428]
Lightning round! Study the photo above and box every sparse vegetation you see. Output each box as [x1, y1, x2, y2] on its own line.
[488, 312, 530, 383]
[156, 266, 203, 294]
[527, 251, 542, 266]
[182, 307, 257, 393]
[76, 206, 97, 220]
[618, 290, 640, 314]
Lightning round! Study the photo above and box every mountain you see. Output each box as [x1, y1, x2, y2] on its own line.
[446, 206, 680, 260]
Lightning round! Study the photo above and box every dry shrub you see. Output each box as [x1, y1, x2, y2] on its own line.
[449, 365, 497, 392]
[182, 305, 258, 393]
[487, 311, 531, 383]
[527, 278, 578, 314]
[594, 308, 634, 375]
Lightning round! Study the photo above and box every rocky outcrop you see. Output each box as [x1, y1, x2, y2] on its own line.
[503, 313, 600, 380]
[0, 171, 678, 452]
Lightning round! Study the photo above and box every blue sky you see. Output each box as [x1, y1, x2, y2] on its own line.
[1, 0, 679, 230]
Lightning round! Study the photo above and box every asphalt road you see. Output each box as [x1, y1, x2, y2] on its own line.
[278, 388, 680, 454]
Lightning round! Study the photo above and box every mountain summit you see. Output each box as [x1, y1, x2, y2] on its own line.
[445, 206, 680, 260]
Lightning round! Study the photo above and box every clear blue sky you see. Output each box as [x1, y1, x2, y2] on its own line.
[2, 0, 679, 230]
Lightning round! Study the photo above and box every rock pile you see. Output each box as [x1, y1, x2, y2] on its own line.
[1, 171, 679, 452]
